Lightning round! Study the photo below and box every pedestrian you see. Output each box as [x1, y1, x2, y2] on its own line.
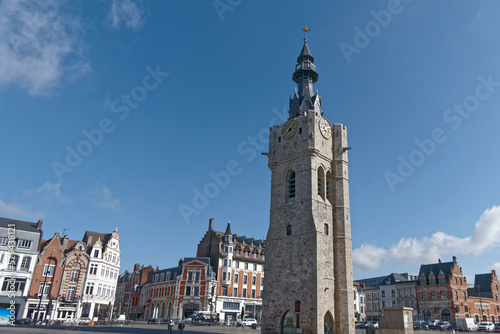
[168, 319, 174, 334]
[178, 320, 185, 333]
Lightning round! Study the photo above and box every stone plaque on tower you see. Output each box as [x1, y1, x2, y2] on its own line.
[262, 29, 355, 334]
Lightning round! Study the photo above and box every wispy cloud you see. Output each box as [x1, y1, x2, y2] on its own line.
[0, 198, 44, 221]
[0, 0, 90, 96]
[353, 205, 500, 271]
[82, 183, 121, 212]
[24, 182, 70, 202]
[108, 0, 147, 31]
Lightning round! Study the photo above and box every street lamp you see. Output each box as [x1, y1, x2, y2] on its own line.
[477, 284, 484, 322]
[35, 256, 56, 325]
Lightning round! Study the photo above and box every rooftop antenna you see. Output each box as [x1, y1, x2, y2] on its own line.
[62, 228, 69, 236]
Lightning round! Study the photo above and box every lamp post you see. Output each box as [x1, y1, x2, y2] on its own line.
[477, 284, 484, 322]
[35, 256, 56, 325]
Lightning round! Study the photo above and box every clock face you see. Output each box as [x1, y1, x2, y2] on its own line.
[319, 118, 332, 139]
[282, 119, 298, 140]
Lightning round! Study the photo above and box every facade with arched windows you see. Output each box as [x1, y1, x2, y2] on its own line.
[416, 256, 500, 323]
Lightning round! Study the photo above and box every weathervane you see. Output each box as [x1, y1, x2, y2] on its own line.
[302, 26, 311, 42]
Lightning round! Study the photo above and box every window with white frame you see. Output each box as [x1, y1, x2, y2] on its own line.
[85, 282, 94, 295]
[43, 264, 55, 277]
[67, 286, 76, 301]
[38, 282, 51, 298]
[0, 237, 8, 246]
[20, 256, 31, 271]
[89, 264, 98, 275]
[17, 239, 32, 249]
[70, 269, 79, 282]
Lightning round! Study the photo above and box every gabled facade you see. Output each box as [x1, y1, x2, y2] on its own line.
[54, 240, 89, 321]
[0, 217, 42, 323]
[145, 257, 217, 322]
[24, 232, 68, 321]
[79, 230, 120, 321]
[197, 218, 265, 322]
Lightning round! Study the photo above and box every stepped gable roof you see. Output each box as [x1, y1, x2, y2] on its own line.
[0, 217, 39, 232]
[474, 273, 493, 293]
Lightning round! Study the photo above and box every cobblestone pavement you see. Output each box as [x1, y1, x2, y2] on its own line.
[0, 323, 262, 334]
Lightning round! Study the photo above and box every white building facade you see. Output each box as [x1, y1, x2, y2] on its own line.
[79, 230, 120, 321]
[0, 218, 42, 323]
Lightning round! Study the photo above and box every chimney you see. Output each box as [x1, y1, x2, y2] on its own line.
[209, 218, 215, 231]
[62, 236, 69, 250]
[492, 269, 496, 277]
[37, 219, 43, 229]
[179, 258, 183, 266]
[156, 266, 159, 271]
[134, 263, 140, 272]
[453, 256, 457, 264]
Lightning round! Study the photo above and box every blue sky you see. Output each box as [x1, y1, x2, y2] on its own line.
[1, 0, 499, 283]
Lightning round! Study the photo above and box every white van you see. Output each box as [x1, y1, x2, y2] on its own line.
[456, 318, 478, 331]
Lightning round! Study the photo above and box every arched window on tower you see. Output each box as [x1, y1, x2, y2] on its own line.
[288, 171, 296, 198]
[317, 167, 325, 200]
[324, 224, 329, 235]
[286, 224, 292, 236]
[326, 171, 332, 202]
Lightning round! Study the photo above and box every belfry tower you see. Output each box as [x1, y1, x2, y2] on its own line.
[262, 30, 354, 334]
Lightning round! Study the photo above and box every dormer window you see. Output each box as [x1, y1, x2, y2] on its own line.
[93, 249, 99, 258]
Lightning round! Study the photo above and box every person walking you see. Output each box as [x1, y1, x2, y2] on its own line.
[178, 321, 185, 334]
[167, 319, 174, 334]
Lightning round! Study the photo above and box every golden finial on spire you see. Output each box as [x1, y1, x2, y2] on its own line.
[302, 26, 311, 42]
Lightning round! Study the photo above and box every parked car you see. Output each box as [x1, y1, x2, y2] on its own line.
[414, 320, 429, 329]
[478, 322, 495, 331]
[366, 321, 379, 329]
[358, 321, 368, 329]
[13, 318, 34, 326]
[237, 318, 258, 327]
[431, 321, 450, 330]
[493, 323, 500, 332]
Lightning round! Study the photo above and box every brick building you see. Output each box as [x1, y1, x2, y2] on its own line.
[24, 232, 71, 321]
[0, 217, 43, 322]
[115, 263, 154, 320]
[145, 257, 217, 322]
[197, 218, 265, 323]
[417, 256, 500, 323]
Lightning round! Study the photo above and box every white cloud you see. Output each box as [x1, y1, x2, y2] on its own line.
[0, 199, 44, 221]
[353, 205, 500, 272]
[109, 0, 147, 31]
[82, 183, 121, 212]
[489, 262, 500, 273]
[24, 182, 70, 202]
[0, 0, 90, 96]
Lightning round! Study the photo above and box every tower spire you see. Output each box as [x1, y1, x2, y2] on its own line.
[289, 27, 321, 118]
